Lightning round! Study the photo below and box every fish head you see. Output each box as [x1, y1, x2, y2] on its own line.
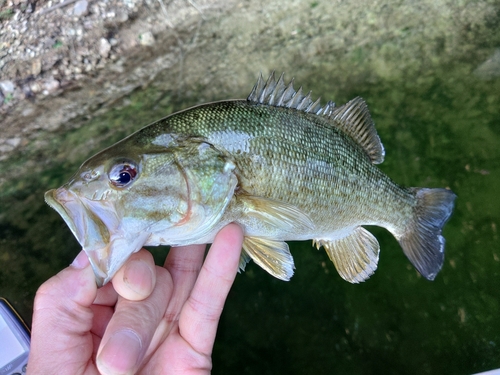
[45, 136, 237, 286]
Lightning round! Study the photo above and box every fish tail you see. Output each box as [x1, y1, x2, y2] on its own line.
[397, 188, 456, 280]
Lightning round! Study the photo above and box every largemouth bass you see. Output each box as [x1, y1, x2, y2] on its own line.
[45, 73, 456, 286]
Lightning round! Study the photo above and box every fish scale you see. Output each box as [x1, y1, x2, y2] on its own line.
[45, 72, 456, 286]
[146, 101, 408, 233]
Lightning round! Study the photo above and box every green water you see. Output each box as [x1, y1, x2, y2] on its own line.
[1, 49, 500, 375]
[213, 70, 500, 374]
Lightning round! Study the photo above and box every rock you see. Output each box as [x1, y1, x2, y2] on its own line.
[31, 58, 42, 75]
[6, 137, 22, 148]
[0, 144, 14, 153]
[0, 81, 15, 94]
[43, 78, 60, 94]
[73, 0, 89, 17]
[139, 31, 155, 46]
[115, 10, 129, 23]
[30, 82, 42, 93]
[99, 38, 111, 58]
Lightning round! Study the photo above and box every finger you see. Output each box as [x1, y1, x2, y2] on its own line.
[179, 223, 243, 355]
[90, 282, 119, 343]
[164, 243, 205, 289]
[96, 267, 172, 375]
[163, 243, 206, 323]
[28, 250, 98, 374]
[112, 249, 156, 301]
[90, 304, 114, 338]
[94, 282, 118, 306]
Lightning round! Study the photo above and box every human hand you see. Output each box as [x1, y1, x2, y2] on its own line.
[27, 223, 244, 375]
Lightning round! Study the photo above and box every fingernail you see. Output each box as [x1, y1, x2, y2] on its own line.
[123, 259, 155, 297]
[70, 250, 90, 269]
[98, 329, 142, 374]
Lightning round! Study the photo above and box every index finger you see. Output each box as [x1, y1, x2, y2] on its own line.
[178, 223, 244, 354]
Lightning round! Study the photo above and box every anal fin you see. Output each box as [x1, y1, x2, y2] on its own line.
[242, 237, 295, 281]
[314, 227, 380, 283]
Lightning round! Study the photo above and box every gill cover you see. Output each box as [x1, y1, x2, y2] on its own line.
[165, 138, 238, 243]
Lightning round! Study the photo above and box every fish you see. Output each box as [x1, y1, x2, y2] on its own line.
[45, 72, 456, 287]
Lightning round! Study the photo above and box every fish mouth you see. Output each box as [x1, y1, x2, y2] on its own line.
[45, 188, 112, 286]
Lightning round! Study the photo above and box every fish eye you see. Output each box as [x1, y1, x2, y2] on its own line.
[109, 162, 138, 188]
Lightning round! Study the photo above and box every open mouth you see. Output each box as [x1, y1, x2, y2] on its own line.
[45, 188, 150, 286]
[45, 188, 112, 248]
[46, 188, 88, 245]
[45, 188, 112, 285]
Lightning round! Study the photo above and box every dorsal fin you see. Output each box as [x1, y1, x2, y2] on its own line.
[247, 72, 385, 164]
[329, 97, 385, 164]
[247, 72, 333, 115]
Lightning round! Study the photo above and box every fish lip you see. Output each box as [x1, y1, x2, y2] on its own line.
[45, 188, 83, 244]
[45, 188, 112, 286]
[87, 244, 111, 287]
[87, 231, 151, 287]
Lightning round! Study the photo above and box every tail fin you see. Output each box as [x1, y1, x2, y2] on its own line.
[398, 188, 456, 280]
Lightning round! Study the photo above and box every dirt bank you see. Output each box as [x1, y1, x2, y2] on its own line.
[0, 0, 235, 157]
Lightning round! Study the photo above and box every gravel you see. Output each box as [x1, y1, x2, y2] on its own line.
[0, 0, 145, 110]
[0, 0, 222, 160]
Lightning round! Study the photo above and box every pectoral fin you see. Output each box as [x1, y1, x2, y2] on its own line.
[238, 250, 252, 273]
[242, 236, 295, 281]
[314, 227, 380, 283]
[239, 194, 314, 233]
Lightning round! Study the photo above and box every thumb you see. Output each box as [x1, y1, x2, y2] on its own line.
[28, 251, 98, 374]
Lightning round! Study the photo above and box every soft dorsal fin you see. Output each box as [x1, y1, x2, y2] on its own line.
[329, 97, 385, 164]
[247, 72, 385, 164]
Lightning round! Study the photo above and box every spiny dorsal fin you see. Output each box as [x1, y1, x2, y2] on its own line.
[329, 97, 385, 164]
[247, 72, 332, 115]
[247, 72, 384, 164]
